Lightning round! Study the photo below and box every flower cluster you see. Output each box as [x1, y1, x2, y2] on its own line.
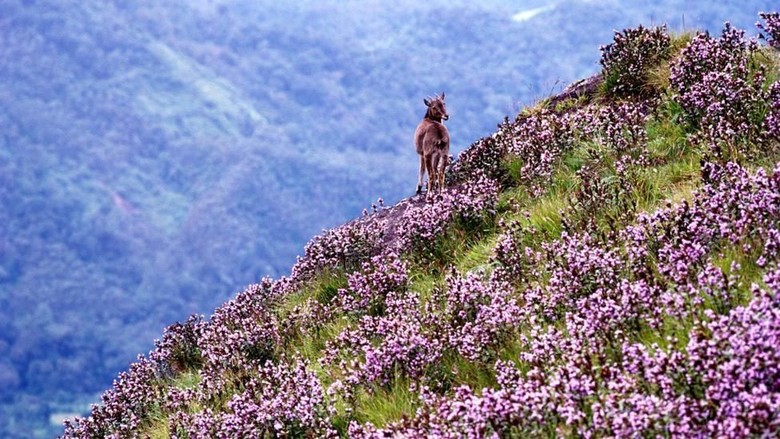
[591, 281, 780, 437]
[197, 282, 282, 400]
[507, 109, 576, 194]
[670, 23, 754, 108]
[279, 296, 334, 341]
[427, 270, 522, 362]
[491, 218, 542, 286]
[448, 126, 510, 186]
[173, 358, 337, 438]
[359, 160, 780, 437]
[503, 101, 647, 199]
[578, 102, 650, 169]
[767, 80, 780, 139]
[538, 232, 625, 320]
[560, 102, 651, 232]
[322, 288, 442, 401]
[396, 174, 498, 257]
[62, 356, 161, 438]
[149, 314, 206, 376]
[758, 12, 780, 49]
[287, 218, 385, 289]
[599, 25, 671, 97]
[336, 252, 409, 317]
[670, 23, 767, 157]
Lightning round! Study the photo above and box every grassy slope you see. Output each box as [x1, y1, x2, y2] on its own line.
[137, 37, 779, 436]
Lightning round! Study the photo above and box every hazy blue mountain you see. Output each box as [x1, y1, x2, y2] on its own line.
[0, 0, 775, 436]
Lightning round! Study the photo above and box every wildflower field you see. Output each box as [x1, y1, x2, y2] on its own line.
[64, 14, 780, 438]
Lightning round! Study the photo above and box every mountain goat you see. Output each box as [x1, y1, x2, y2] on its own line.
[414, 93, 450, 196]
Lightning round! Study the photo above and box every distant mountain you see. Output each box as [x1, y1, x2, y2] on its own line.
[0, 0, 776, 436]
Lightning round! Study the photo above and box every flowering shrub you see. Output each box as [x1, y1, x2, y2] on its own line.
[197, 280, 282, 401]
[396, 174, 498, 259]
[427, 271, 522, 362]
[491, 218, 542, 286]
[578, 102, 650, 168]
[173, 358, 337, 438]
[600, 25, 671, 97]
[670, 24, 755, 107]
[767, 80, 780, 139]
[537, 231, 624, 319]
[448, 124, 511, 186]
[62, 356, 162, 438]
[670, 23, 768, 158]
[336, 252, 408, 317]
[287, 218, 384, 289]
[322, 289, 442, 401]
[150, 314, 205, 376]
[758, 12, 780, 49]
[561, 102, 650, 233]
[507, 109, 576, 194]
[395, 198, 452, 257]
[278, 296, 334, 342]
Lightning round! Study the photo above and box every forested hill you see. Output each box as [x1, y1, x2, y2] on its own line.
[63, 12, 780, 438]
[1, 1, 777, 437]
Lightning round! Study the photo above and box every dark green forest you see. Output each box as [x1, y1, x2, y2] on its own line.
[0, 0, 776, 436]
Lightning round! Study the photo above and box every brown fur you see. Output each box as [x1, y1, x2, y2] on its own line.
[414, 93, 450, 196]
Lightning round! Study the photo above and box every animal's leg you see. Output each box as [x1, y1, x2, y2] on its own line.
[416, 155, 425, 195]
[430, 156, 441, 193]
[425, 155, 435, 198]
[438, 159, 446, 192]
[429, 157, 438, 194]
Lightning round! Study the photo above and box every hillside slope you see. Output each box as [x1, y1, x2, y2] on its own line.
[6, 1, 780, 437]
[62, 13, 780, 438]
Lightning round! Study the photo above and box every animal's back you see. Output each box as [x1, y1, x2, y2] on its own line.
[415, 119, 449, 155]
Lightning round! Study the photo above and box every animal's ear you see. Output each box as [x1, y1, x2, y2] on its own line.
[424, 98, 431, 106]
[440, 92, 445, 100]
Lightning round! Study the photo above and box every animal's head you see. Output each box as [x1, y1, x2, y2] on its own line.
[424, 93, 449, 121]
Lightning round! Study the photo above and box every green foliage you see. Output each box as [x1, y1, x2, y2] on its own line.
[352, 377, 419, 428]
[553, 95, 589, 113]
[141, 405, 171, 439]
[647, 100, 691, 160]
[313, 271, 349, 306]
[456, 237, 499, 275]
[174, 371, 201, 390]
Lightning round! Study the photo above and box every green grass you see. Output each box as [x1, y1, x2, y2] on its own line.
[142, 405, 171, 439]
[298, 317, 351, 369]
[352, 377, 419, 427]
[456, 236, 498, 275]
[277, 269, 348, 318]
[447, 353, 500, 391]
[174, 370, 201, 389]
[647, 103, 690, 159]
[554, 95, 590, 113]
[636, 154, 699, 210]
[645, 32, 695, 92]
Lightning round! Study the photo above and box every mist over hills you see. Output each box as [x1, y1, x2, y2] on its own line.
[0, 0, 776, 436]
